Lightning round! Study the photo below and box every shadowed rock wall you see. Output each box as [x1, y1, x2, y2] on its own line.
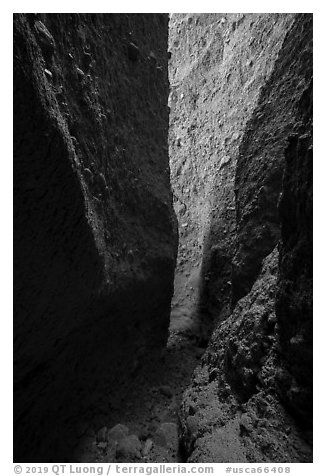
[14, 13, 177, 462]
[276, 78, 313, 428]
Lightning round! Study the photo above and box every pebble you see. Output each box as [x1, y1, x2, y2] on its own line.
[240, 413, 253, 433]
[128, 42, 140, 61]
[220, 155, 231, 167]
[143, 438, 153, 456]
[76, 67, 85, 77]
[116, 434, 142, 460]
[149, 51, 157, 62]
[34, 20, 55, 52]
[153, 423, 179, 453]
[107, 424, 129, 444]
[98, 442, 107, 450]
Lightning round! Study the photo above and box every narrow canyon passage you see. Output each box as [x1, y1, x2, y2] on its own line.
[14, 13, 312, 464]
[79, 306, 211, 463]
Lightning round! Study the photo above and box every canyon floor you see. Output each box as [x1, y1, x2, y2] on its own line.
[73, 261, 213, 463]
[74, 254, 312, 464]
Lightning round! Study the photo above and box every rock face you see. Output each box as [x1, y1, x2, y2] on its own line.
[276, 79, 313, 428]
[169, 13, 295, 322]
[180, 250, 312, 462]
[233, 14, 313, 304]
[14, 13, 177, 462]
[170, 14, 313, 462]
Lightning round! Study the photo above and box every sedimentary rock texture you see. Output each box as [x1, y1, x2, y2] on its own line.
[180, 250, 312, 462]
[168, 13, 295, 324]
[14, 13, 177, 462]
[233, 14, 313, 303]
[176, 14, 313, 462]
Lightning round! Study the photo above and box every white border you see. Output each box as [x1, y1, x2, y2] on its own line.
[2, 2, 324, 472]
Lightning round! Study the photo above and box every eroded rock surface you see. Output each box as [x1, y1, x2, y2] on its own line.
[171, 13, 313, 462]
[233, 14, 313, 304]
[14, 13, 177, 462]
[168, 13, 295, 325]
[180, 250, 312, 462]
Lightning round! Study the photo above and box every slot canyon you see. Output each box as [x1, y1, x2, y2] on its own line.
[14, 13, 312, 463]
